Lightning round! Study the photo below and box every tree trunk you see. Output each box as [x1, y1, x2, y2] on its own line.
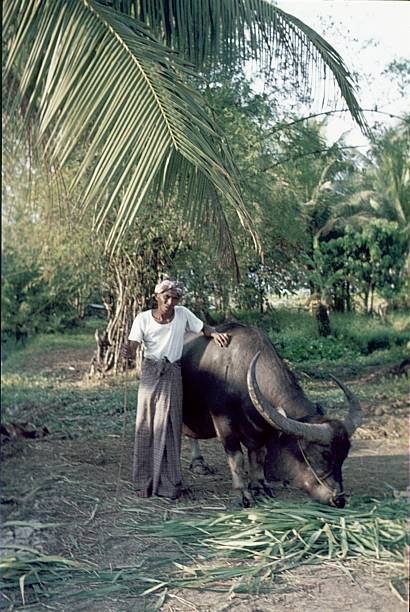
[315, 303, 331, 337]
[89, 256, 154, 377]
[88, 227, 179, 377]
[369, 283, 375, 315]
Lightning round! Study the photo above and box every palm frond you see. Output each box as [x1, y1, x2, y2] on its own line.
[125, 0, 367, 133]
[3, 0, 258, 255]
[3, 0, 368, 260]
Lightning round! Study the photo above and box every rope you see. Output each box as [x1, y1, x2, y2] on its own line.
[297, 440, 336, 495]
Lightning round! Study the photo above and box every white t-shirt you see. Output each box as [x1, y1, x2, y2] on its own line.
[128, 305, 204, 362]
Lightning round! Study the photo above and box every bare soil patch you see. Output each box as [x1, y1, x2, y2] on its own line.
[1, 347, 408, 611]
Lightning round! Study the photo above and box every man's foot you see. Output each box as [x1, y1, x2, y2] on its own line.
[156, 484, 183, 500]
[156, 492, 181, 500]
[135, 491, 152, 498]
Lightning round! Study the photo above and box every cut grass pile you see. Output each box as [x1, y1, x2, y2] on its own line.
[1, 497, 407, 607]
[0, 548, 164, 607]
[132, 496, 408, 590]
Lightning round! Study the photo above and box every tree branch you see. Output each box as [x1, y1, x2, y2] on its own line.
[262, 108, 407, 139]
[262, 144, 367, 172]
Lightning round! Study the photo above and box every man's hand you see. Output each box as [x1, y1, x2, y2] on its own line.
[120, 343, 131, 360]
[203, 325, 230, 347]
[120, 341, 139, 360]
[210, 331, 230, 348]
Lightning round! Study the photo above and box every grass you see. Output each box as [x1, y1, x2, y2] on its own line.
[1, 317, 138, 438]
[143, 495, 408, 600]
[1, 372, 136, 438]
[1, 317, 102, 369]
[1, 496, 407, 606]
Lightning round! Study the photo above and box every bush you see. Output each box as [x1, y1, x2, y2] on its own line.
[1, 250, 79, 342]
[275, 334, 353, 362]
[331, 313, 410, 355]
[235, 309, 410, 363]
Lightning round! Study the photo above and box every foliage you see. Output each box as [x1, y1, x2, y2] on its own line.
[1, 216, 100, 341]
[266, 309, 410, 363]
[2, 119, 102, 341]
[309, 220, 407, 313]
[3, 0, 366, 258]
[170, 72, 316, 314]
[1, 248, 78, 341]
[332, 118, 410, 283]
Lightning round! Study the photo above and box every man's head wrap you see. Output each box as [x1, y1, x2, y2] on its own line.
[154, 279, 183, 297]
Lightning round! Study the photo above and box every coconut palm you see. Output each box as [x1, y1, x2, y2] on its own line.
[3, 0, 367, 255]
[365, 120, 410, 232]
[329, 118, 409, 237]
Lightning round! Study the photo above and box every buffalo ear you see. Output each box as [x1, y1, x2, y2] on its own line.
[277, 406, 288, 418]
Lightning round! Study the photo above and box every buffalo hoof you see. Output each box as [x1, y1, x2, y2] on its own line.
[250, 481, 275, 499]
[261, 483, 275, 498]
[189, 456, 214, 475]
[241, 490, 255, 508]
[230, 490, 256, 509]
[230, 498, 245, 510]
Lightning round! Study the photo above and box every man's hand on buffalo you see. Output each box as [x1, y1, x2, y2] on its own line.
[203, 325, 230, 348]
[211, 331, 230, 347]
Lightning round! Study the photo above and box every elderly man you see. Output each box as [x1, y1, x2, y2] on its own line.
[122, 280, 230, 500]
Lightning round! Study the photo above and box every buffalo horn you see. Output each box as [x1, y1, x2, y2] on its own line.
[247, 352, 333, 444]
[329, 374, 364, 437]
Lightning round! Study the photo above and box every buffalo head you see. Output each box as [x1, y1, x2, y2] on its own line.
[247, 352, 363, 507]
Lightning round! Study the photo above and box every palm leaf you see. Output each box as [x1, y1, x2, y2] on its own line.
[3, 0, 367, 259]
[4, 0, 258, 256]
[121, 0, 367, 133]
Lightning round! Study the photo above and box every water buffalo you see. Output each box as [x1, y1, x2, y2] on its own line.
[182, 323, 363, 507]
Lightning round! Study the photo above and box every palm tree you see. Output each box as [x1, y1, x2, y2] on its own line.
[330, 118, 409, 246]
[364, 120, 410, 232]
[3, 0, 367, 256]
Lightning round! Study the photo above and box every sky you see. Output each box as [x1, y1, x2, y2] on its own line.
[273, 0, 410, 147]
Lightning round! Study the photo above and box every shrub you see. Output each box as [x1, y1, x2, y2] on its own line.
[1, 250, 78, 342]
[332, 313, 410, 355]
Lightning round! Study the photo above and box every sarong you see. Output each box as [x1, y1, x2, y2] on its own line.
[133, 357, 183, 498]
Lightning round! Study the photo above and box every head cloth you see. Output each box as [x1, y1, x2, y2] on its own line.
[154, 279, 183, 296]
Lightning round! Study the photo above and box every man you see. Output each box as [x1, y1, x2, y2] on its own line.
[121, 279, 230, 499]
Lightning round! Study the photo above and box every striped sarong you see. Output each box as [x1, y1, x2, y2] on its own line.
[133, 357, 183, 498]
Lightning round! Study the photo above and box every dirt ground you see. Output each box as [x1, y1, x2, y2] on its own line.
[1, 347, 408, 611]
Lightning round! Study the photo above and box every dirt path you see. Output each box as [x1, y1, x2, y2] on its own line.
[1, 347, 408, 611]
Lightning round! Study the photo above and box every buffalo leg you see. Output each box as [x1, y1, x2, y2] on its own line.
[248, 448, 275, 498]
[226, 445, 254, 507]
[212, 416, 253, 506]
[188, 439, 214, 475]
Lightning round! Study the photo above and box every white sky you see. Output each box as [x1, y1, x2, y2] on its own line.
[274, 0, 410, 146]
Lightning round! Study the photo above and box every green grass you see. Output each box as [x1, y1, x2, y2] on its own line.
[136, 495, 407, 569]
[1, 317, 102, 369]
[1, 496, 407, 605]
[1, 317, 135, 438]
